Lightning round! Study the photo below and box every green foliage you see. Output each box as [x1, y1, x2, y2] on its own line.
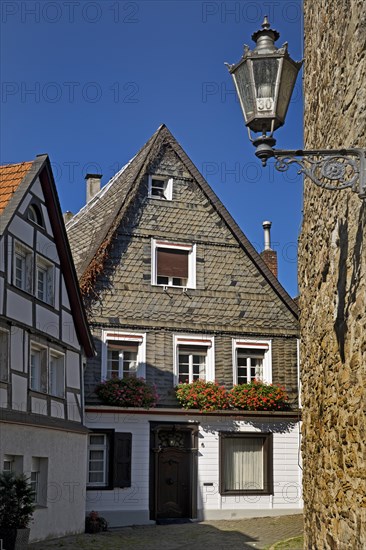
[175, 379, 290, 412]
[175, 379, 229, 412]
[95, 376, 159, 408]
[0, 471, 35, 529]
[228, 380, 290, 411]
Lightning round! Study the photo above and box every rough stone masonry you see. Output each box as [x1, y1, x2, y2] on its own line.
[300, 1, 366, 548]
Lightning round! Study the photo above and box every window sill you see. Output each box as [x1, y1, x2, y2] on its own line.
[220, 490, 273, 496]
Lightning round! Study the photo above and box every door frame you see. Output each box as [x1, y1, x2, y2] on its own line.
[149, 421, 199, 521]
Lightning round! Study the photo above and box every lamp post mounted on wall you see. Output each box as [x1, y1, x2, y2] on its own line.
[226, 17, 366, 199]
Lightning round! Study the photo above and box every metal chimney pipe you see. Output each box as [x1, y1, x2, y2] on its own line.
[262, 220, 272, 250]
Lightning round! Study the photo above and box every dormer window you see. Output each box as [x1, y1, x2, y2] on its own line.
[148, 175, 173, 200]
[27, 204, 44, 227]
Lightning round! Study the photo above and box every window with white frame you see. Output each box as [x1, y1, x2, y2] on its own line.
[30, 343, 65, 396]
[152, 239, 196, 288]
[30, 456, 48, 506]
[30, 344, 48, 393]
[101, 331, 146, 381]
[36, 255, 54, 305]
[87, 431, 132, 489]
[87, 434, 109, 486]
[0, 328, 9, 382]
[220, 432, 273, 495]
[233, 339, 272, 385]
[49, 350, 65, 397]
[14, 241, 33, 293]
[148, 175, 173, 200]
[174, 335, 215, 384]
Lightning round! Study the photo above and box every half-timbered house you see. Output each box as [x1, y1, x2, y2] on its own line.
[0, 155, 94, 541]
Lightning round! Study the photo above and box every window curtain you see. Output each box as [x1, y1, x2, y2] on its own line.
[224, 437, 264, 491]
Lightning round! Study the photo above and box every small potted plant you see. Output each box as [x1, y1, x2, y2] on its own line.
[0, 471, 35, 550]
[85, 511, 108, 533]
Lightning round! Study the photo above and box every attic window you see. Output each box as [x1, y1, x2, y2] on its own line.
[28, 204, 44, 227]
[148, 175, 173, 201]
[152, 240, 196, 289]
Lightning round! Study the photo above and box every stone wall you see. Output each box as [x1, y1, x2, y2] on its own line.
[300, 1, 366, 547]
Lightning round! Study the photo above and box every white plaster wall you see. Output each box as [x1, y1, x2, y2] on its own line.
[8, 215, 34, 247]
[67, 392, 81, 422]
[11, 373, 27, 411]
[66, 350, 80, 389]
[7, 289, 33, 326]
[36, 232, 59, 264]
[30, 177, 44, 200]
[36, 305, 59, 338]
[40, 203, 53, 235]
[18, 192, 32, 215]
[61, 279, 71, 310]
[0, 423, 87, 542]
[10, 326, 24, 372]
[61, 310, 79, 350]
[0, 386, 8, 408]
[0, 236, 4, 272]
[0, 275, 4, 315]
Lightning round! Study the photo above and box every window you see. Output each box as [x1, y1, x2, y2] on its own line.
[49, 350, 65, 397]
[101, 331, 146, 381]
[87, 431, 132, 489]
[152, 240, 196, 288]
[220, 432, 273, 495]
[27, 204, 44, 227]
[3, 455, 23, 474]
[174, 335, 215, 384]
[30, 344, 48, 393]
[233, 339, 272, 385]
[107, 342, 137, 379]
[14, 241, 33, 293]
[30, 457, 48, 506]
[88, 434, 108, 486]
[30, 343, 65, 396]
[0, 329, 9, 382]
[148, 175, 173, 200]
[178, 347, 206, 383]
[36, 255, 54, 305]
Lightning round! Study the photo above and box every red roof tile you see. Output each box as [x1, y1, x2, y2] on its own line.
[0, 161, 33, 214]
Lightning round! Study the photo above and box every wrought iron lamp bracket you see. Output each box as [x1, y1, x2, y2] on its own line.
[272, 148, 366, 199]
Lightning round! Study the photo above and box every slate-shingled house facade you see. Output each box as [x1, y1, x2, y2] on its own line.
[66, 125, 302, 526]
[0, 156, 94, 541]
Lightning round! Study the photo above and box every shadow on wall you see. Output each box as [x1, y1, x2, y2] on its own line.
[335, 202, 365, 363]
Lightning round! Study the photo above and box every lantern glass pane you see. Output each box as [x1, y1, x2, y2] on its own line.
[277, 59, 299, 123]
[233, 61, 255, 122]
[252, 58, 279, 114]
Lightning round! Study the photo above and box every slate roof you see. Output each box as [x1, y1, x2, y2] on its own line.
[0, 161, 33, 215]
[66, 125, 298, 318]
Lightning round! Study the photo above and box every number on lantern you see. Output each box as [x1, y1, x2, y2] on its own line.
[256, 98, 273, 111]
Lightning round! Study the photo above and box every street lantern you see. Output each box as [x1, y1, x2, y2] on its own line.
[226, 17, 366, 199]
[226, 16, 302, 137]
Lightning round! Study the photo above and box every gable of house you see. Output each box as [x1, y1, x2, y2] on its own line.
[66, 125, 299, 406]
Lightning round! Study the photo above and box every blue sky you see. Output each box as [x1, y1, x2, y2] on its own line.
[1, 0, 303, 297]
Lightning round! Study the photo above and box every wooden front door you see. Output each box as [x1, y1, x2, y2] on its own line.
[157, 447, 190, 518]
[150, 423, 198, 521]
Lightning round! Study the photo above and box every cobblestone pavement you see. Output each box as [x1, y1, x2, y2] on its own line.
[29, 514, 303, 550]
